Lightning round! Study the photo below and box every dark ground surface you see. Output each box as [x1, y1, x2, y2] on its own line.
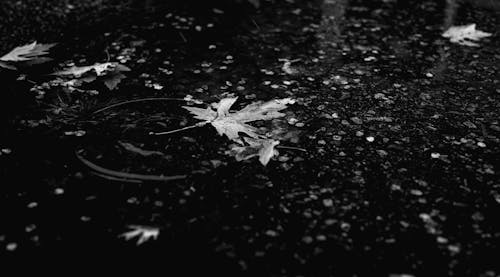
[1, 0, 499, 275]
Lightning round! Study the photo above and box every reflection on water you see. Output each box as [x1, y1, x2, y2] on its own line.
[315, 0, 349, 73]
[466, 0, 500, 11]
[444, 0, 458, 29]
[319, 0, 349, 38]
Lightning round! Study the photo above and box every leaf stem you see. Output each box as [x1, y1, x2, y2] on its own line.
[149, 122, 208, 136]
[92, 97, 191, 115]
[276, 145, 307, 152]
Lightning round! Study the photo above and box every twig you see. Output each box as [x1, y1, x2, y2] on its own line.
[92, 97, 188, 115]
[178, 31, 187, 43]
[104, 48, 111, 62]
[276, 145, 307, 152]
[75, 150, 187, 182]
[118, 141, 164, 156]
[91, 172, 143, 183]
[149, 122, 207, 136]
[250, 18, 261, 31]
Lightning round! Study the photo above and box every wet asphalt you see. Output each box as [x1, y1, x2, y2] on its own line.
[0, 0, 499, 276]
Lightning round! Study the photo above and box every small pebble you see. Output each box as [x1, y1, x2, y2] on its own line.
[323, 199, 333, 207]
[302, 236, 314, 244]
[6, 243, 17, 251]
[265, 230, 279, 237]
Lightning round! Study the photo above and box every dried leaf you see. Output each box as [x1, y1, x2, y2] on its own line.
[442, 24, 492, 47]
[103, 73, 127, 90]
[55, 62, 129, 77]
[0, 41, 56, 62]
[282, 61, 297, 75]
[119, 225, 159, 245]
[230, 137, 279, 165]
[54, 62, 131, 90]
[183, 97, 294, 142]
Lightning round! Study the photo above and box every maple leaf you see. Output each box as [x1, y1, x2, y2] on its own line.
[54, 62, 131, 90]
[229, 137, 279, 165]
[183, 97, 294, 142]
[119, 225, 159, 245]
[0, 41, 56, 62]
[442, 24, 492, 47]
[0, 41, 56, 69]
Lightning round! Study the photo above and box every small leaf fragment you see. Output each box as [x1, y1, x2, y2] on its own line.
[230, 138, 279, 166]
[119, 225, 159, 245]
[103, 73, 127, 90]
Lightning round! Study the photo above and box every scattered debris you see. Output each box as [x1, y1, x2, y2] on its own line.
[279, 58, 300, 75]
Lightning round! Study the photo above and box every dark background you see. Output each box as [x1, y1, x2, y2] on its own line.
[0, 0, 499, 276]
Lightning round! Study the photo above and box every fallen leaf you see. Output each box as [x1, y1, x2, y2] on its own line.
[230, 137, 279, 165]
[0, 41, 56, 70]
[183, 97, 294, 142]
[442, 24, 492, 47]
[54, 62, 129, 77]
[119, 225, 159, 245]
[103, 73, 127, 90]
[0, 41, 56, 62]
[54, 62, 131, 90]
